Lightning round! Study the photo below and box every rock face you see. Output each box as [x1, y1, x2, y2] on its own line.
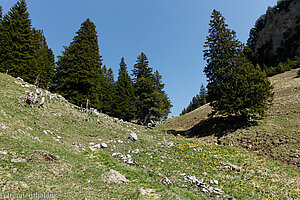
[250, 0, 300, 66]
[101, 169, 129, 184]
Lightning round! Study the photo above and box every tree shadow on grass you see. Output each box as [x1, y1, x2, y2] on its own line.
[167, 115, 259, 139]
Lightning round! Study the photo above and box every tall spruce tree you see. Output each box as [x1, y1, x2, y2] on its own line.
[152, 70, 172, 120]
[133, 52, 172, 124]
[203, 10, 273, 118]
[32, 28, 55, 89]
[0, 0, 37, 82]
[100, 65, 115, 114]
[112, 57, 136, 121]
[55, 19, 102, 110]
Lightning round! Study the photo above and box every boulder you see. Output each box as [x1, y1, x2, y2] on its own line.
[128, 132, 138, 142]
[101, 143, 108, 148]
[102, 169, 129, 184]
[0, 151, 8, 155]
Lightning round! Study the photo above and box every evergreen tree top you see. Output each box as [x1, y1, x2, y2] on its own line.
[132, 52, 153, 79]
[119, 57, 127, 72]
[107, 67, 114, 83]
[4, 0, 30, 22]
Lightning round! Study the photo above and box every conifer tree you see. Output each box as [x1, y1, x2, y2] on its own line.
[0, 0, 37, 82]
[133, 53, 156, 124]
[32, 28, 55, 89]
[203, 10, 273, 118]
[100, 65, 115, 114]
[112, 57, 136, 121]
[152, 70, 172, 120]
[133, 52, 172, 123]
[55, 19, 102, 110]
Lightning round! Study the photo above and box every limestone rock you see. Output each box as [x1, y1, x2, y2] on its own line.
[11, 158, 26, 163]
[101, 143, 108, 148]
[102, 169, 129, 184]
[0, 151, 7, 155]
[128, 132, 138, 142]
[73, 142, 86, 151]
[220, 162, 242, 172]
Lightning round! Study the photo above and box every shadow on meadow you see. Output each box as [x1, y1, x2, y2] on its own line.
[167, 115, 259, 139]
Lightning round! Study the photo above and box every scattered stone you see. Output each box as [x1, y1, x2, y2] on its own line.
[17, 77, 24, 82]
[161, 177, 172, 185]
[29, 150, 59, 161]
[128, 132, 138, 142]
[113, 118, 124, 124]
[140, 188, 156, 195]
[129, 149, 140, 154]
[112, 153, 137, 165]
[117, 139, 123, 143]
[184, 174, 204, 186]
[38, 97, 45, 108]
[12, 168, 18, 173]
[167, 141, 174, 147]
[0, 151, 7, 155]
[102, 169, 130, 184]
[44, 130, 63, 143]
[101, 143, 108, 148]
[89, 144, 100, 151]
[73, 142, 86, 151]
[20, 181, 29, 189]
[0, 123, 8, 130]
[183, 174, 235, 199]
[11, 158, 26, 163]
[220, 162, 242, 172]
[210, 179, 219, 185]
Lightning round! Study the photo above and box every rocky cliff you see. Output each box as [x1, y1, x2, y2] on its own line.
[248, 0, 300, 67]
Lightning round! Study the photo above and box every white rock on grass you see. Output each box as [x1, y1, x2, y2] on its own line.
[161, 177, 172, 185]
[11, 158, 26, 163]
[102, 169, 130, 184]
[128, 132, 138, 142]
[210, 179, 219, 185]
[100, 143, 108, 148]
[0, 151, 8, 155]
[89, 144, 101, 151]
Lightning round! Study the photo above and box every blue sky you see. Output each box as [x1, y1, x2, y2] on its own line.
[1, 0, 277, 117]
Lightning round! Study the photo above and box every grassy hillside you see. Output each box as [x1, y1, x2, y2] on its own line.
[0, 72, 299, 199]
[160, 68, 300, 167]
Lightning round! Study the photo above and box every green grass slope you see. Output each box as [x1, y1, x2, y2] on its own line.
[160, 68, 300, 167]
[0, 72, 299, 199]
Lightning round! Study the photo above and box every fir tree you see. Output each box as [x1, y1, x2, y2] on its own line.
[152, 70, 172, 120]
[0, 0, 37, 82]
[32, 28, 55, 89]
[203, 10, 273, 118]
[132, 52, 152, 79]
[100, 65, 115, 114]
[112, 57, 136, 121]
[133, 53, 156, 124]
[133, 52, 172, 124]
[55, 19, 102, 110]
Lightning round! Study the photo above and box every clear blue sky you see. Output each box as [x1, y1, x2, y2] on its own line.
[2, 0, 277, 117]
